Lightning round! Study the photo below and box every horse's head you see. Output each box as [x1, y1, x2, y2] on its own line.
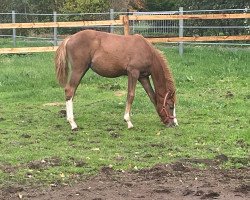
[157, 91, 178, 127]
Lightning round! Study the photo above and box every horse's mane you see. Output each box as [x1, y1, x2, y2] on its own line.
[153, 49, 176, 102]
[142, 37, 176, 98]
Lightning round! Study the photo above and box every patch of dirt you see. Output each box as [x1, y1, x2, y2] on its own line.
[225, 91, 234, 98]
[27, 157, 62, 170]
[114, 90, 126, 97]
[58, 109, 67, 118]
[0, 117, 5, 122]
[0, 162, 249, 200]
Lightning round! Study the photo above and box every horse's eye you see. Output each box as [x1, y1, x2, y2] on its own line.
[169, 105, 174, 110]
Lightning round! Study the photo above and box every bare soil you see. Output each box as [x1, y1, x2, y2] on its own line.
[1, 161, 249, 200]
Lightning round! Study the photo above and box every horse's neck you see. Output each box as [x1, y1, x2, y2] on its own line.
[150, 54, 174, 99]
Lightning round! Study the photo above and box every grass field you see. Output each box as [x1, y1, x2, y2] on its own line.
[0, 45, 249, 187]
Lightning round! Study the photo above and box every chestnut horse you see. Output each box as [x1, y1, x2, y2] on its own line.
[55, 30, 178, 130]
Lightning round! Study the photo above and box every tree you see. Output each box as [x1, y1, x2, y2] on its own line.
[61, 0, 110, 14]
[143, 0, 176, 11]
[128, 0, 145, 11]
[175, 0, 249, 10]
[175, 0, 250, 36]
[108, 0, 129, 12]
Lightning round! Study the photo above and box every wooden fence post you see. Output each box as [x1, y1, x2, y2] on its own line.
[179, 7, 184, 56]
[123, 10, 130, 36]
[12, 10, 16, 47]
[53, 11, 57, 46]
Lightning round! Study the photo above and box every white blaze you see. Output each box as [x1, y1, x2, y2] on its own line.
[173, 104, 178, 126]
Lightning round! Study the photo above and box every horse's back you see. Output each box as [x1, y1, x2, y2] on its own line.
[66, 30, 154, 78]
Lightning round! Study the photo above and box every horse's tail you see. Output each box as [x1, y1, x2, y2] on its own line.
[55, 37, 71, 87]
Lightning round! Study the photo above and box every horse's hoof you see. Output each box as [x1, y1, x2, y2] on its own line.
[128, 124, 134, 129]
[72, 127, 79, 132]
[166, 123, 176, 128]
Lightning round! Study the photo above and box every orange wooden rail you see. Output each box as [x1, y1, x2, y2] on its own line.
[0, 35, 249, 54]
[0, 13, 249, 54]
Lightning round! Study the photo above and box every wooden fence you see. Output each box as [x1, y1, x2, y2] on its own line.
[0, 12, 249, 54]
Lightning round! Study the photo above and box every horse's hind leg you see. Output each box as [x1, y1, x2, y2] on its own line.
[124, 69, 139, 129]
[65, 60, 89, 131]
[65, 94, 77, 130]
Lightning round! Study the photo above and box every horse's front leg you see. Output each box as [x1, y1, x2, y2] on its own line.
[124, 69, 139, 129]
[139, 77, 156, 107]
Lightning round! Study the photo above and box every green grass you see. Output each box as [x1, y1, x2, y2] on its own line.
[0, 46, 249, 187]
[0, 38, 52, 48]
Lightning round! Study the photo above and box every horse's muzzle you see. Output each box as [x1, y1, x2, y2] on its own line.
[166, 121, 178, 128]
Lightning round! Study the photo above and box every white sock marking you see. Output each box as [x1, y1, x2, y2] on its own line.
[66, 98, 77, 130]
[124, 112, 134, 129]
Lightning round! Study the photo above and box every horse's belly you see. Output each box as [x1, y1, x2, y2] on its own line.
[91, 62, 126, 78]
[91, 54, 127, 78]
[91, 67, 126, 78]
